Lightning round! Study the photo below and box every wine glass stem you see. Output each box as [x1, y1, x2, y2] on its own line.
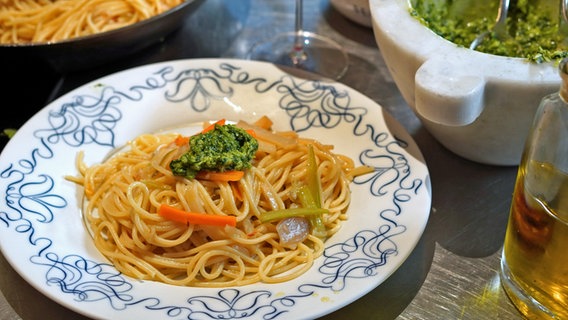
[291, 0, 308, 65]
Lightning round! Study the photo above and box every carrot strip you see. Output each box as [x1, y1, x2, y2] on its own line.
[245, 129, 257, 138]
[195, 170, 245, 181]
[158, 204, 237, 227]
[174, 135, 190, 146]
[201, 119, 226, 134]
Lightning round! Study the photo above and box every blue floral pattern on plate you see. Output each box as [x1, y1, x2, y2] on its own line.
[0, 59, 431, 320]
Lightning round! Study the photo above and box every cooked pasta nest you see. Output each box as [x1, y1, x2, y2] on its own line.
[66, 119, 373, 287]
[0, 0, 185, 44]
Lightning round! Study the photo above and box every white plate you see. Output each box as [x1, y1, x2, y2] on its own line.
[0, 58, 431, 320]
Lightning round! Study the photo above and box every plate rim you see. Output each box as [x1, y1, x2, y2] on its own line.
[0, 58, 431, 320]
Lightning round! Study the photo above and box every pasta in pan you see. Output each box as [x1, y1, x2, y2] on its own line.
[67, 118, 372, 287]
[0, 0, 184, 44]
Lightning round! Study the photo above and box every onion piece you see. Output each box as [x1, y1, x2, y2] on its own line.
[236, 120, 296, 148]
[276, 217, 310, 248]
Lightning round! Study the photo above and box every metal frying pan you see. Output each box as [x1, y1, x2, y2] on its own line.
[0, 0, 206, 73]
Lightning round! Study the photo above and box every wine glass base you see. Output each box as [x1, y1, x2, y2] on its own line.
[247, 31, 349, 80]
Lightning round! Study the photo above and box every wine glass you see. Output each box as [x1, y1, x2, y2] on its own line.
[247, 0, 349, 80]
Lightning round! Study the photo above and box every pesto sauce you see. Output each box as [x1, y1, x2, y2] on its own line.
[169, 124, 259, 179]
[410, 0, 568, 63]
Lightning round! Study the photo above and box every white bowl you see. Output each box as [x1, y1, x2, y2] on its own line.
[369, 0, 561, 166]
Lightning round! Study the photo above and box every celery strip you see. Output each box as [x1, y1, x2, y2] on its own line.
[305, 144, 327, 238]
[260, 207, 329, 223]
[306, 144, 322, 207]
[298, 185, 327, 238]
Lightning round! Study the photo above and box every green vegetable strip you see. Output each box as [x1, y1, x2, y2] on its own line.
[297, 185, 327, 239]
[306, 144, 322, 207]
[259, 207, 329, 223]
[305, 144, 327, 238]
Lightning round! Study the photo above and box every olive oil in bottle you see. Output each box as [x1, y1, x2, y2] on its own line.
[500, 57, 568, 319]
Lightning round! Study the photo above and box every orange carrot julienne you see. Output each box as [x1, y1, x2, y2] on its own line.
[245, 129, 256, 138]
[195, 170, 245, 181]
[199, 120, 255, 138]
[201, 119, 226, 134]
[158, 204, 237, 227]
[174, 135, 190, 146]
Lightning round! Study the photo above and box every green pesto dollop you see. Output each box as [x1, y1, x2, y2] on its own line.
[410, 0, 568, 63]
[169, 124, 259, 179]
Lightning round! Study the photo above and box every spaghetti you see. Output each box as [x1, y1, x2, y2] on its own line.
[0, 0, 184, 44]
[67, 119, 371, 287]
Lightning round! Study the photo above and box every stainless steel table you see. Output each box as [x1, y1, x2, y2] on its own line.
[0, 0, 523, 319]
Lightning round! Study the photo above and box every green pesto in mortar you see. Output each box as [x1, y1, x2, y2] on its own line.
[410, 0, 568, 63]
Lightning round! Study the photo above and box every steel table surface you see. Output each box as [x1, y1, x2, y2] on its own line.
[0, 0, 522, 319]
